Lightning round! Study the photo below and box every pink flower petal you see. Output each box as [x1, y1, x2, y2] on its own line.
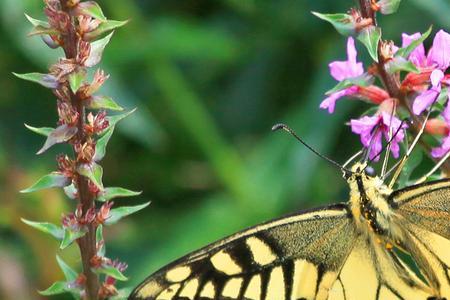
[320, 87, 358, 113]
[431, 135, 450, 158]
[412, 89, 439, 115]
[402, 32, 427, 67]
[430, 69, 444, 87]
[347, 37, 358, 64]
[328, 37, 364, 81]
[369, 131, 383, 161]
[350, 115, 379, 147]
[429, 29, 450, 70]
[329, 61, 354, 81]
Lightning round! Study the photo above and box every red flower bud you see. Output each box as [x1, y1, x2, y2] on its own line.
[96, 202, 113, 225]
[349, 8, 373, 32]
[401, 68, 434, 93]
[77, 15, 101, 36]
[74, 138, 96, 162]
[77, 40, 91, 66]
[57, 154, 76, 179]
[357, 85, 390, 104]
[84, 111, 109, 135]
[57, 101, 79, 126]
[425, 118, 449, 136]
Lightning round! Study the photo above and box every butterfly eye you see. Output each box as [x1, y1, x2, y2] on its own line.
[365, 166, 375, 176]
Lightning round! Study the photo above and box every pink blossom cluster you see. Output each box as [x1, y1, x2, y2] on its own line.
[321, 30, 450, 160]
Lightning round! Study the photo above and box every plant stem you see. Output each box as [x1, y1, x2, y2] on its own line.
[358, 0, 450, 174]
[60, 1, 100, 298]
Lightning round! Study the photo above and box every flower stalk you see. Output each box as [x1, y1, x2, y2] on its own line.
[16, 1, 148, 299]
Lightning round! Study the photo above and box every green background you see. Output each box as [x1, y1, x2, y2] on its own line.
[0, 0, 448, 299]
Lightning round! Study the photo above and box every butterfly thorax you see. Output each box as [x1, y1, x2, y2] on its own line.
[347, 163, 398, 240]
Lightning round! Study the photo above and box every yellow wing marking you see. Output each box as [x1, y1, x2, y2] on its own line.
[136, 281, 161, 299]
[210, 249, 242, 275]
[339, 238, 378, 299]
[155, 283, 180, 300]
[165, 265, 191, 282]
[199, 281, 215, 299]
[244, 274, 261, 300]
[246, 236, 277, 266]
[291, 259, 318, 300]
[178, 278, 199, 299]
[266, 266, 285, 300]
[222, 277, 243, 298]
[328, 279, 345, 300]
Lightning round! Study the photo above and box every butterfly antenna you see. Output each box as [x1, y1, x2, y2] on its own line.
[272, 123, 352, 176]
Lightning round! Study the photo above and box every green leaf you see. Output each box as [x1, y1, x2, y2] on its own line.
[21, 219, 64, 240]
[396, 26, 432, 58]
[13, 72, 58, 89]
[311, 12, 355, 36]
[29, 25, 59, 37]
[357, 26, 381, 62]
[56, 255, 78, 282]
[77, 162, 103, 188]
[94, 265, 128, 281]
[96, 225, 105, 256]
[105, 202, 150, 225]
[397, 149, 423, 188]
[84, 20, 128, 41]
[60, 227, 87, 249]
[84, 31, 114, 67]
[87, 95, 124, 111]
[437, 87, 448, 105]
[24, 124, 54, 137]
[21, 172, 70, 193]
[106, 108, 137, 128]
[378, 0, 402, 14]
[386, 57, 419, 74]
[37, 124, 78, 154]
[39, 281, 68, 296]
[68, 70, 86, 94]
[76, 1, 107, 21]
[325, 73, 373, 95]
[94, 126, 114, 162]
[24, 14, 49, 27]
[97, 187, 142, 202]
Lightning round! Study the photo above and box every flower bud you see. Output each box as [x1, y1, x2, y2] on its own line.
[357, 85, 390, 104]
[75, 138, 96, 163]
[425, 118, 449, 136]
[57, 101, 79, 126]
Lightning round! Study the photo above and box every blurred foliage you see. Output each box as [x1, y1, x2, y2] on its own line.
[0, 0, 448, 298]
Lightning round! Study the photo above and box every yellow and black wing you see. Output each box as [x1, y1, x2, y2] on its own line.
[129, 203, 358, 300]
[329, 234, 432, 300]
[390, 178, 450, 298]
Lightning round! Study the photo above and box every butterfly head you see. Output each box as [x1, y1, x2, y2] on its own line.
[343, 161, 380, 185]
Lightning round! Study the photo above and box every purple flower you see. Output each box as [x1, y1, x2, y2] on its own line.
[412, 69, 444, 115]
[320, 37, 364, 113]
[405, 30, 450, 115]
[401, 32, 427, 68]
[350, 111, 406, 161]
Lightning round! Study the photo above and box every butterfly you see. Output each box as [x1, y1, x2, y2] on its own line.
[129, 124, 450, 300]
